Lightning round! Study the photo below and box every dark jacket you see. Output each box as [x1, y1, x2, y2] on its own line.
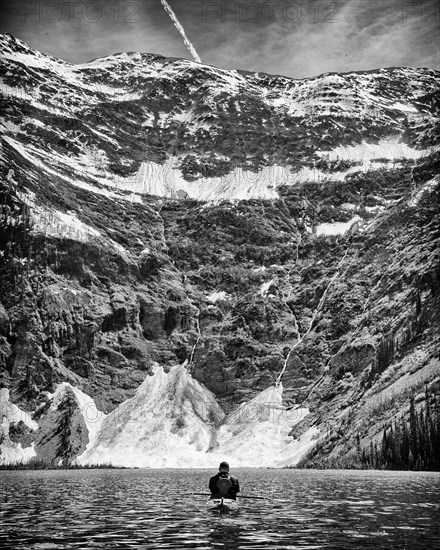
[209, 473, 240, 500]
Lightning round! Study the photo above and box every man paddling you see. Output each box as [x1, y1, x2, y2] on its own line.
[209, 461, 240, 500]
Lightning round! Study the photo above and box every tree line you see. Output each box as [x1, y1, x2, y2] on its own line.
[359, 388, 440, 471]
[297, 387, 440, 471]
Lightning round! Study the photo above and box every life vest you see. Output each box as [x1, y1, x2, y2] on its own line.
[216, 476, 232, 496]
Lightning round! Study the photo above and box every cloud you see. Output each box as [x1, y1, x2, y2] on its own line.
[197, 0, 439, 77]
[0, 0, 438, 77]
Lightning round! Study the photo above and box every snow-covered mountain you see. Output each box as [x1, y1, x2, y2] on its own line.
[1, 33, 438, 202]
[1, 33, 439, 468]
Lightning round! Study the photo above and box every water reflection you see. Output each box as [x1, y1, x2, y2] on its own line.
[206, 519, 242, 550]
[0, 469, 439, 549]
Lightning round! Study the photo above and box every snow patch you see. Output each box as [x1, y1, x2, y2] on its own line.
[115, 160, 283, 201]
[260, 279, 275, 296]
[318, 139, 430, 162]
[113, 160, 367, 200]
[0, 388, 37, 465]
[215, 384, 312, 468]
[316, 216, 362, 236]
[77, 365, 313, 468]
[77, 365, 225, 468]
[0, 388, 38, 430]
[390, 102, 419, 113]
[365, 205, 385, 214]
[207, 291, 228, 303]
[0, 437, 36, 465]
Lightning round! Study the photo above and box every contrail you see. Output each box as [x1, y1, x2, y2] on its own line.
[160, 0, 201, 63]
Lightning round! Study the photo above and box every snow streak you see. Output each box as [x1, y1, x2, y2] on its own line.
[160, 0, 201, 63]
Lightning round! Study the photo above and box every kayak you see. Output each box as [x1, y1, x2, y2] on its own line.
[206, 497, 239, 513]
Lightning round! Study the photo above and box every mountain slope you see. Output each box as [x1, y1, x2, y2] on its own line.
[0, 33, 439, 467]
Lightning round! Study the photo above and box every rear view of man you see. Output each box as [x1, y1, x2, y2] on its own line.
[209, 461, 240, 500]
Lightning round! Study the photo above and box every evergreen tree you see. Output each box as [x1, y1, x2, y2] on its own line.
[57, 390, 78, 467]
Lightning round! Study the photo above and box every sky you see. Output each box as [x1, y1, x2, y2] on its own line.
[0, 0, 438, 78]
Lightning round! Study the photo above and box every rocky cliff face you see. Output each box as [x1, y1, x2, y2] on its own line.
[0, 33, 439, 466]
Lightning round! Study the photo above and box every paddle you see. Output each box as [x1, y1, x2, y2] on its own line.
[193, 492, 274, 501]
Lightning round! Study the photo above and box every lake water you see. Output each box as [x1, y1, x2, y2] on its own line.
[0, 468, 439, 549]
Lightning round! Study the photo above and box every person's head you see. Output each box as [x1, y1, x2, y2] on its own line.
[218, 461, 229, 474]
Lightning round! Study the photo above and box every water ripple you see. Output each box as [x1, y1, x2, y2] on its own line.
[0, 469, 439, 549]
